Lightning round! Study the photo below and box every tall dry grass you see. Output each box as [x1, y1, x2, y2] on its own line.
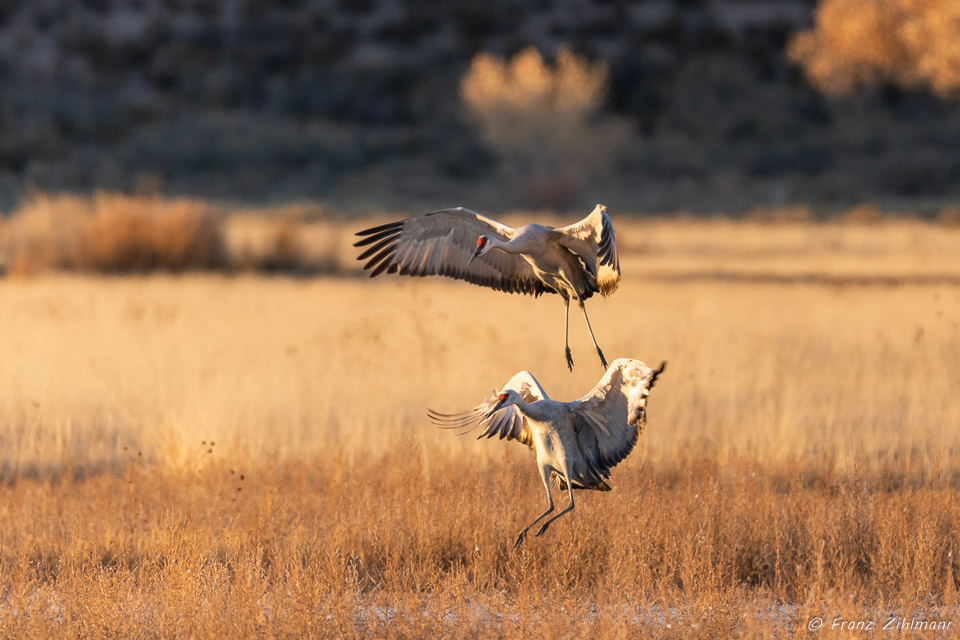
[222, 203, 346, 274]
[1, 192, 224, 275]
[1, 217, 959, 636]
[0, 193, 348, 276]
[4, 192, 960, 279]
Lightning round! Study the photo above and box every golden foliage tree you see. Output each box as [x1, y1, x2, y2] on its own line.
[789, 0, 960, 97]
[460, 47, 631, 209]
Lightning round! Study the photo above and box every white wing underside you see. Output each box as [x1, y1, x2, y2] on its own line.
[355, 208, 548, 296]
[569, 358, 665, 475]
[427, 370, 548, 450]
[554, 205, 621, 296]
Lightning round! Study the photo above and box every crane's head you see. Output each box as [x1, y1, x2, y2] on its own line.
[468, 235, 491, 266]
[486, 389, 519, 418]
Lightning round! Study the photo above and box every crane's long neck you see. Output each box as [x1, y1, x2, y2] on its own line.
[512, 398, 551, 422]
[489, 236, 521, 254]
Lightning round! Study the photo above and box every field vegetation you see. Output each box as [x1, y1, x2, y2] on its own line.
[0, 193, 345, 276]
[790, 0, 960, 97]
[460, 46, 632, 209]
[3, 1, 960, 211]
[1, 209, 959, 637]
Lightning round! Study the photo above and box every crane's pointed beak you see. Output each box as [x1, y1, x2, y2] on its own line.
[484, 399, 505, 419]
[467, 245, 483, 267]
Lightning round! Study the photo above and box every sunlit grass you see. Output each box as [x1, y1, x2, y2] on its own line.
[0, 217, 959, 636]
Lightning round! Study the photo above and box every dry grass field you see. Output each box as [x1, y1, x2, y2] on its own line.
[1, 215, 959, 637]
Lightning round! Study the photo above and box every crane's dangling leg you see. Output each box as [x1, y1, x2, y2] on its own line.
[535, 462, 576, 538]
[578, 298, 607, 369]
[514, 463, 555, 549]
[564, 298, 574, 371]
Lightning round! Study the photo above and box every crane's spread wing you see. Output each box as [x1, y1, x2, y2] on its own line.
[428, 370, 549, 451]
[553, 204, 621, 296]
[355, 208, 547, 296]
[569, 359, 666, 480]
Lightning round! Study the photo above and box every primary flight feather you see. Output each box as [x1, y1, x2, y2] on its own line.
[429, 358, 666, 547]
[355, 204, 621, 370]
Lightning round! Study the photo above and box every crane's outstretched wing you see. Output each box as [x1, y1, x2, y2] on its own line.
[355, 208, 547, 296]
[428, 370, 549, 451]
[569, 359, 666, 480]
[553, 204, 621, 296]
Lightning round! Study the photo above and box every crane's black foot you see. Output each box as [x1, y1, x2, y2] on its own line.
[535, 522, 552, 538]
[596, 348, 608, 370]
[565, 347, 574, 371]
[513, 530, 528, 549]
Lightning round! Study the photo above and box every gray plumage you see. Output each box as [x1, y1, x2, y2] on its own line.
[429, 358, 666, 548]
[354, 204, 621, 370]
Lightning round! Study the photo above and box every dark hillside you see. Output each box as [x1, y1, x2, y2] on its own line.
[1, 0, 956, 213]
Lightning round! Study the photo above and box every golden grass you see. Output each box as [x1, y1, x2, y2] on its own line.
[0, 193, 346, 276]
[222, 204, 346, 274]
[1, 193, 224, 275]
[5, 191, 960, 281]
[1, 218, 959, 637]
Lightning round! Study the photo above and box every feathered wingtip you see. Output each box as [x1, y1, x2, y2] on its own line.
[650, 361, 667, 387]
[597, 267, 620, 297]
[595, 203, 620, 296]
[626, 360, 666, 429]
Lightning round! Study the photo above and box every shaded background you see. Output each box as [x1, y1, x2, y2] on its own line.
[0, 0, 958, 214]
[1, 5, 959, 633]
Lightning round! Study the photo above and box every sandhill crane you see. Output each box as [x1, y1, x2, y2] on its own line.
[429, 358, 665, 548]
[354, 204, 620, 371]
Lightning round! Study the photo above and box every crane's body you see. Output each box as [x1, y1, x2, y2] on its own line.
[429, 358, 666, 547]
[506, 224, 599, 302]
[354, 205, 620, 370]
